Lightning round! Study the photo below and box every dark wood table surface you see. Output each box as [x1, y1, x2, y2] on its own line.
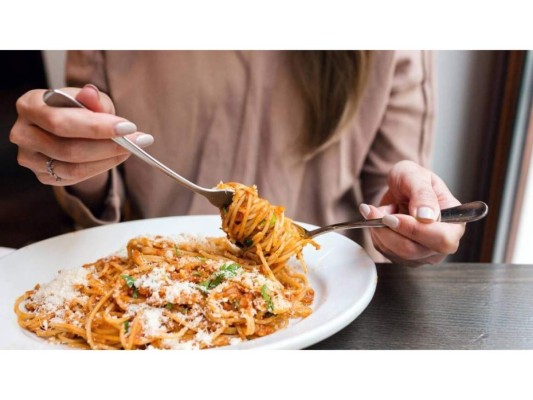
[308, 263, 533, 350]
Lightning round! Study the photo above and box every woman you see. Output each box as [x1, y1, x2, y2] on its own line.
[10, 50, 464, 266]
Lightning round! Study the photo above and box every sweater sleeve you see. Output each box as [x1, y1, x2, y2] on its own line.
[53, 168, 126, 228]
[52, 50, 127, 228]
[361, 50, 435, 207]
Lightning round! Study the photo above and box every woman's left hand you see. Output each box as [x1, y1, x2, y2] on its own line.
[360, 160, 466, 266]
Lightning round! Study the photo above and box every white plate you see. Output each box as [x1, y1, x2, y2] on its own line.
[0, 215, 377, 350]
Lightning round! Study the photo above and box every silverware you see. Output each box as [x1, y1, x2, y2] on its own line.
[294, 201, 488, 239]
[42, 89, 234, 208]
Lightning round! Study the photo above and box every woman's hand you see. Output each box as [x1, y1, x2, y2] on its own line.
[9, 85, 154, 187]
[360, 160, 465, 266]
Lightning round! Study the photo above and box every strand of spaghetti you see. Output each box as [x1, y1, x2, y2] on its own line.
[85, 289, 113, 349]
[254, 245, 278, 282]
[243, 311, 255, 336]
[165, 312, 202, 334]
[237, 190, 253, 238]
[209, 321, 228, 344]
[226, 191, 246, 233]
[126, 314, 142, 350]
[119, 316, 129, 349]
[51, 322, 86, 338]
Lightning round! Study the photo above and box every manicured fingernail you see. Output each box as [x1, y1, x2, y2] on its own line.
[83, 83, 100, 97]
[359, 203, 370, 219]
[383, 215, 399, 229]
[135, 133, 154, 147]
[114, 121, 137, 135]
[417, 207, 435, 221]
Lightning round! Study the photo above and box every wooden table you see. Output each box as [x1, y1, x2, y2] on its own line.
[309, 263, 533, 349]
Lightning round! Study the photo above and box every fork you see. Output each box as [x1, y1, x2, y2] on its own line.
[43, 89, 234, 209]
[293, 201, 488, 239]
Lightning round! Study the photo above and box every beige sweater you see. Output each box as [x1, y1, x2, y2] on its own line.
[55, 51, 434, 260]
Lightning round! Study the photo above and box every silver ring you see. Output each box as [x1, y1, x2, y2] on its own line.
[46, 158, 62, 182]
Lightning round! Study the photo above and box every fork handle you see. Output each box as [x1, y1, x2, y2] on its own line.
[308, 201, 488, 238]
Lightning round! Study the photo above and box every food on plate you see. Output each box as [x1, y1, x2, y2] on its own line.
[15, 183, 317, 349]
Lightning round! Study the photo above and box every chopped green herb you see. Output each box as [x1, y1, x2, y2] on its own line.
[221, 206, 228, 215]
[124, 321, 130, 333]
[270, 214, 277, 227]
[243, 238, 254, 248]
[121, 274, 135, 288]
[165, 302, 173, 310]
[218, 263, 241, 278]
[174, 245, 181, 256]
[193, 271, 201, 277]
[197, 264, 242, 291]
[132, 287, 139, 299]
[196, 282, 210, 293]
[198, 274, 223, 290]
[261, 284, 274, 312]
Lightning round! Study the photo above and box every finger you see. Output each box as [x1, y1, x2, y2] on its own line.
[370, 230, 435, 263]
[16, 89, 137, 139]
[33, 153, 130, 186]
[431, 172, 462, 209]
[362, 203, 434, 260]
[372, 231, 446, 267]
[16, 148, 43, 172]
[359, 203, 397, 219]
[17, 147, 127, 176]
[388, 160, 440, 222]
[382, 213, 465, 255]
[13, 123, 153, 163]
[74, 85, 105, 113]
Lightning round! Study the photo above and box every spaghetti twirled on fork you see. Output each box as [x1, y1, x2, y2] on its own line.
[217, 182, 319, 274]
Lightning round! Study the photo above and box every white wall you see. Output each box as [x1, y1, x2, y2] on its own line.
[42, 50, 66, 88]
[432, 51, 494, 203]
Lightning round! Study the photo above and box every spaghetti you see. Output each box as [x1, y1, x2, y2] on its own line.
[15, 184, 317, 350]
[217, 182, 319, 279]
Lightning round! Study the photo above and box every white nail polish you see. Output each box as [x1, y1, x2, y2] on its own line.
[359, 203, 370, 219]
[135, 134, 154, 147]
[417, 207, 435, 221]
[114, 121, 137, 135]
[383, 215, 399, 229]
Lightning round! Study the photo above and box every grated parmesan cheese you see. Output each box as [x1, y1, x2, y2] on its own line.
[134, 267, 169, 292]
[195, 330, 214, 346]
[165, 281, 200, 303]
[141, 307, 168, 337]
[30, 266, 94, 314]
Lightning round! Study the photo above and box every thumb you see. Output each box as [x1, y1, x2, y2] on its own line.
[74, 84, 115, 114]
[388, 161, 441, 223]
[405, 177, 440, 223]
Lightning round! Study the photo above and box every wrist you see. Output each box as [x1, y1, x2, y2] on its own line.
[66, 172, 110, 215]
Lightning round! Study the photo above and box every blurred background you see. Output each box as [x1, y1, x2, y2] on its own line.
[1, 50, 532, 263]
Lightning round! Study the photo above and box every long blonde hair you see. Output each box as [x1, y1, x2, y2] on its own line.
[290, 51, 372, 152]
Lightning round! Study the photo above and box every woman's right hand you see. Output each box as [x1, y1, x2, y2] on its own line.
[9, 84, 154, 187]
